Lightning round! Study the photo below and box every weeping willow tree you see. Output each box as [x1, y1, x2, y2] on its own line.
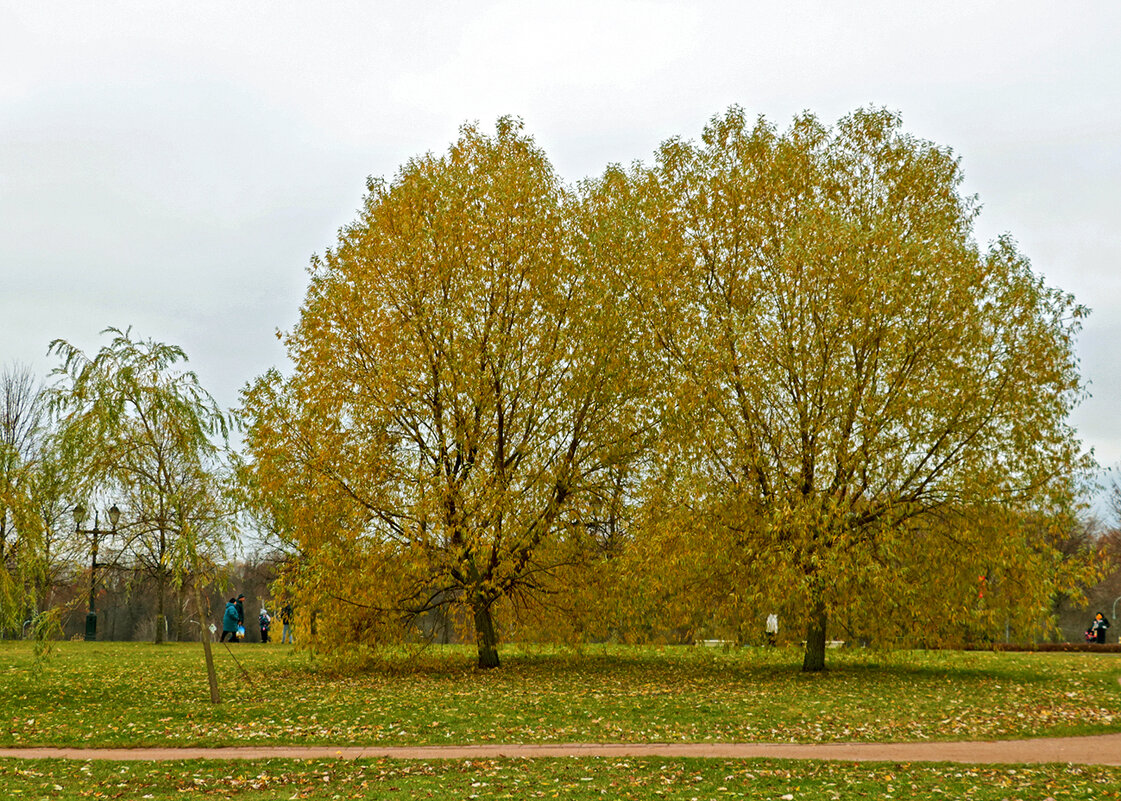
[49, 328, 231, 699]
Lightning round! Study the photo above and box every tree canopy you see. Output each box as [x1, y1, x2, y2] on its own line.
[624, 107, 1090, 668]
[243, 119, 657, 667]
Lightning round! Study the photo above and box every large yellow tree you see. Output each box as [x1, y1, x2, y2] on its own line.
[243, 119, 654, 667]
[625, 108, 1090, 670]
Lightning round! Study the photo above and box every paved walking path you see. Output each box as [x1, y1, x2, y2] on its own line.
[3, 733, 1121, 766]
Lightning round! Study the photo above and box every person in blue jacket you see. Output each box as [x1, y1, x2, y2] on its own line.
[220, 598, 239, 642]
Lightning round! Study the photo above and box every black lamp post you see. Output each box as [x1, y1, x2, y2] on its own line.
[73, 503, 120, 641]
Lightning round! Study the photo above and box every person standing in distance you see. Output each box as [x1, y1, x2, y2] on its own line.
[1091, 612, 1111, 644]
[235, 594, 246, 641]
[765, 613, 779, 646]
[280, 603, 294, 644]
[259, 607, 272, 643]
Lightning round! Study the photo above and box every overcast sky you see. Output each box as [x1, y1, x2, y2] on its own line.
[2, 1, 1118, 483]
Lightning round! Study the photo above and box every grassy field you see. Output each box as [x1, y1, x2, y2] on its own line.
[3, 642, 1121, 799]
[3, 756, 1121, 800]
[2, 641, 1120, 748]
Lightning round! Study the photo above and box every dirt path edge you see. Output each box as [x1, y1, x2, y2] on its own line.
[3, 734, 1121, 766]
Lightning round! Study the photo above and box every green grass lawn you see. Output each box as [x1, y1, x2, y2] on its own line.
[2, 757, 1121, 800]
[2, 641, 1120, 748]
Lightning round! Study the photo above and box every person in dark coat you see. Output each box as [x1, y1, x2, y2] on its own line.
[220, 599, 239, 642]
[1090, 612, 1110, 644]
[280, 604, 294, 644]
[259, 607, 271, 643]
[235, 594, 246, 640]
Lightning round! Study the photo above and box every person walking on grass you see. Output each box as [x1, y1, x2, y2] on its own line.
[220, 599, 239, 643]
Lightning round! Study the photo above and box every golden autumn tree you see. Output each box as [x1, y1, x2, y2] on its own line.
[242, 119, 655, 668]
[622, 107, 1090, 670]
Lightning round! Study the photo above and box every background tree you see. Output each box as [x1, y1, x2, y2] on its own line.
[0, 364, 51, 635]
[0, 363, 94, 643]
[49, 328, 233, 650]
[243, 119, 656, 668]
[627, 107, 1090, 670]
[1070, 467, 1121, 635]
[23, 431, 87, 619]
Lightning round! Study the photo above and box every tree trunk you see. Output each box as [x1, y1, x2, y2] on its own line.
[194, 582, 221, 704]
[177, 588, 188, 642]
[183, 523, 219, 704]
[155, 529, 167, 644]
[473, 600, 500, 669]
[802, 594, 828, 672]
[155, 568, 166, 644]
